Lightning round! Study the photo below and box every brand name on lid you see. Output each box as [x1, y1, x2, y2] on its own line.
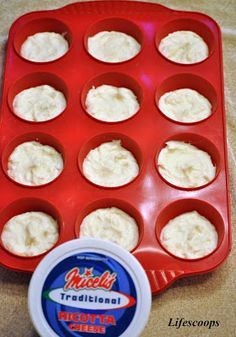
[42, 252, 138, 336]
[64, 267, 117, 291]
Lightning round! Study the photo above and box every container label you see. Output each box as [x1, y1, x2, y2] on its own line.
[41, 253, 137, 336]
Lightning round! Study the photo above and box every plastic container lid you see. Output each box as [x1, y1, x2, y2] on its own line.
[28, 238, 152, 337]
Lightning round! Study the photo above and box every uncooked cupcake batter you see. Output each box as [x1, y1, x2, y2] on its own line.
[20, 32, 69, 62]
[158, 30, 209, 64]
[87, 31, 141, 62]
[8, 141, 64, 186]
[1, 211, 59, 257]
[158, 88, 212, 123]
[80, 207, 139, 251]
[160, 211, 218, 259]
[82, 140, 139, 187]
[157, 141, 216, 188]
[85, 84, 140, 122]
[13, 85, 66, 122]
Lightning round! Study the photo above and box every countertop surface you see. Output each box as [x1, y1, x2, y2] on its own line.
[0, 1, 235, 337]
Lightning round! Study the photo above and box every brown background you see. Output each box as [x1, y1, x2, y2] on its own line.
[0, 1, 235, 336]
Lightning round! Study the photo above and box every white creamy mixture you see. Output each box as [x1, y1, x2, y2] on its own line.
[20, 32, 69, 62]
[85, 84, 140, 122]
[8, 141, 64, 186]
[1, 211, 59, 257]
[158, 88, 212, 123]
[158, 30, 209, 64]
[80, 207, 139, 251]
[157, 141, 216, 188]
[160, 211, 218, 259]
[13, 85, 66, 122]
[82, 140, 139, 187]
[87, 31, 141, 63]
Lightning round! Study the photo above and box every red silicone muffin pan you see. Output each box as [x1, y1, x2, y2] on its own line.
[0, 1, 231, 295]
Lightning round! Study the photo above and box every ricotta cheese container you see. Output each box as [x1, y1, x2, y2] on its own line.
[28, 238, 152, 337]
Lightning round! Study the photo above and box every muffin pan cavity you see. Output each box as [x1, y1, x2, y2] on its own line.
[78, 133, 143, 188]
[75, 198, 144, 252]
[1, 132, 65, 187]
[155, 74, 217, 124]
[0, 198, 63, 258]
[156, 133, 221, 190]
[84, 17, 144, 63]
[155, 199, 224, 261]
[81, 72, 143, 123]
[14, 18, 72, 63]
[8, 72, 68, 123]
[155, 18, 215, 65]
